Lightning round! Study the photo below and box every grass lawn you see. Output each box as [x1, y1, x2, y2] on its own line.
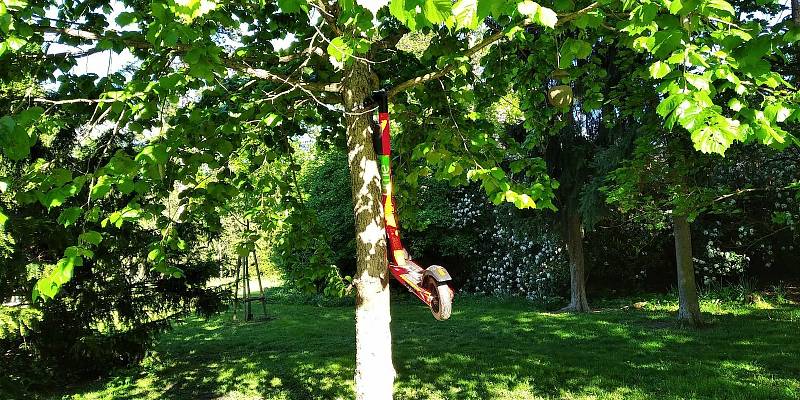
[50, 292, 799, 400]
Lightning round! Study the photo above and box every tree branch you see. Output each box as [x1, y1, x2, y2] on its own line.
[22, 47, 106, 60]
[32, 97, 114, 105]
[33, 25, 340, 94]
[309, 0, 342, 37]
[387, 2, 601, 99]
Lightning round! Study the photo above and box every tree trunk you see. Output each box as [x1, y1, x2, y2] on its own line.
[342, 60, 395, 400]
[792, 0, 800, 25]
[562, 209, 590, 312]
[672, 214, 702, 327]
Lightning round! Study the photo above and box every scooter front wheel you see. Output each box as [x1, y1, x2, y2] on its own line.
[426, 279, 452, 321]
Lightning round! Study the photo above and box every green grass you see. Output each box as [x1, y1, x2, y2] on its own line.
[50, 292, 799, 400]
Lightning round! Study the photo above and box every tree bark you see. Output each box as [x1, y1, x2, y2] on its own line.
[792, 0, 800, 25]
[342, 60, 395, 400]
[672, 214, 702, 327]
[562, 209, 590, 312]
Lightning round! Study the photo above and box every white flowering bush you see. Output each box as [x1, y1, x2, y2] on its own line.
[692, 223, 750, 285]
[448, 189, 569, 302]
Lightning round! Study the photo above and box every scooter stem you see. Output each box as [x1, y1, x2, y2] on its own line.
[372, 90, 407, 266]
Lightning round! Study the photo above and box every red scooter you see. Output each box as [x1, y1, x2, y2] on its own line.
[371, 90, 454, 321]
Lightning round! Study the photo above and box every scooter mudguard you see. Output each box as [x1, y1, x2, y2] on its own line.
[423, 265, 452, 283]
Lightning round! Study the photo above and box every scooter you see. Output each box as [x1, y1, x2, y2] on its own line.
[371, 90, 454, 321]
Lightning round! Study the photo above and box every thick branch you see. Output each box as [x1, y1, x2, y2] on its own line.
[34, 25, 340, 93]
[793, 0, 800, 25]
[32, 98, 114, 104]
[387, 2, 601, 98]
[21, 47, 105, 60]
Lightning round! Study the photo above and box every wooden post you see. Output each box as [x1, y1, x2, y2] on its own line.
[251, 249, 268, 317]
[245, 252, 254, 321]
[232, 255, 240, 321]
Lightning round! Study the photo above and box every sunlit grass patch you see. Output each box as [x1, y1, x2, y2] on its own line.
[49, 293, 800, 400]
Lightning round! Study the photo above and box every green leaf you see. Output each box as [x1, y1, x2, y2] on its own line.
[520, 1, 557, 28]
[0, 12, 12, 35]
[34, 277, 58, 301]
[327, 36, 353, 62]
[535, 6, 558, 28]
[0, 117, 27, 160]
[477, 0, 508, 18]
[263, 113, 283, 127]
[785, 26, 800, 43]
[656, 94, 686, 119]
[136, 143, 169, 165]
[106, 152, 136, 175]
[564, 38, 592, 60]
[553, 0, 574, 12]
[667, 0, 683, 14]
[53, 257, 76, 285]
[649, 61, 671, 79]
[651, 29, 683, 58]
[703, 0, 734, 17]
[117, 176, 134, 194]
[3, 0, 28, 11]
[90, 175, 113, 200]
[57, 207, 82, 227]
[5, 36, 26, 51]
[277, 0, 308, 14]
[115, 11, 137, 26]
[422, 0, 451, 24]
[690, 116, 743, 155]
[513, 193, 536, 209]
[79, 230, 103, 246]
[510, 160, 525, 173]
[453, 0, 478, 30]
[517, 0, 540, 17]
[727, 98, 743, 112]
[685, 73, 710, 91]
[389, 0, 411, 26]
[173, 0, 218, 22]
[148, 246, 165, 262]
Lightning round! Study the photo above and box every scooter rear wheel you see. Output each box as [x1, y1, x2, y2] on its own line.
[426, 279, 452, 321]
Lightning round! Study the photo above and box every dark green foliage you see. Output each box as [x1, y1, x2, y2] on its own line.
[0, 80, 227, 389]
[299, 150, 356, 274]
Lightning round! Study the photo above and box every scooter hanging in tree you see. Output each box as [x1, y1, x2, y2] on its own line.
[371, 90, 454, 321]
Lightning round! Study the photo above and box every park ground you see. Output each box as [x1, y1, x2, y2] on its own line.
[46, 289, 800, 400]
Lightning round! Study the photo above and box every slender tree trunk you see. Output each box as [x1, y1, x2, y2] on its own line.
[342, 60, 394, 400]
[792, 0, 800, 25]
[672, 214, 702, 327]
[562, 209, 590, 312]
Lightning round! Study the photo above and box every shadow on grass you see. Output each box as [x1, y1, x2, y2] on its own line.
[392, 299, 799, 399]
[57, 295, 800, 400]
